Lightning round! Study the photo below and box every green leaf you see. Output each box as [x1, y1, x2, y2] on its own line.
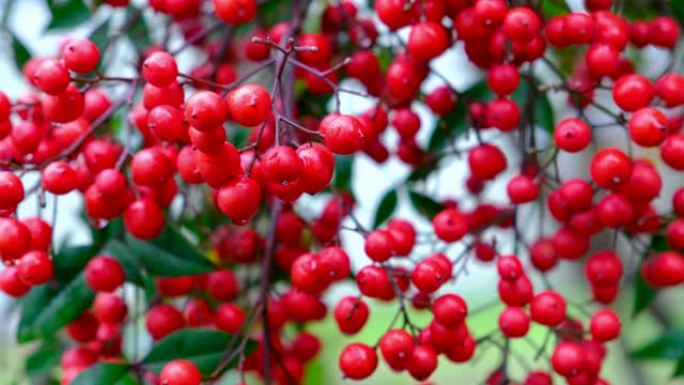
[632, 273, 658, 317]
[45, 0, 91, 30]
[125, 224, 215, 277]
[10, 33, 31, 71]
[373, 189, 398, 228]
[462, 80, 492, 100]
[18, 272, 94, 343]
[512, 79, 555, 134]
[541, 0, 568, 18]
[427, 102, 467, 153]
[674, 356, 684, 378]
[143, 328, 256, 375]
[333, 155, 353, 191]
[125, 8, 151, 50]
[671, 1, 684, 25]
[533, 92, 555, 134]
[89, 17, 111, 50]
[408, 190, 442, 219]
[632, 235, 668, 316]
[71, 363, 134, 385]
[631, 331, 684, 360]
[26, 343, 61, 376]
[53, 245, 95, 283]
[104, 240, 146, 286]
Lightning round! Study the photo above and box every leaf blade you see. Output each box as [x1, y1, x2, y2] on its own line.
[373, 189, 398, 228]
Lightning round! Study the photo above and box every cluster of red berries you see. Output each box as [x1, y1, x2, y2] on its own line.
[1, 0, 684, 384]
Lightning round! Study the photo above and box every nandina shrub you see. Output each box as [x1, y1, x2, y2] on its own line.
[0, 0, 684, 384]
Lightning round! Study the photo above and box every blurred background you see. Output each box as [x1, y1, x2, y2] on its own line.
[1, 0, 684, 384]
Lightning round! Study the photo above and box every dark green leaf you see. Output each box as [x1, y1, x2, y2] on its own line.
[462, 80, 492, 100]
[406, 161, 438, 182]
[632, 274, 658, 317]
[52, 245, 95, 282]
[10, 33, 32, 71]
[91, 218, 124, 250]
[333, 155, 353, 191]
[89, 18, 111, 50]
[632, 235, 668, 316]
[18, 273, 94, 343]
[670, 1, 684, 25]
[427, 102, 467, 153]
[26, 343, 61, 376]
[125, 8, 151, 50]
[373, 189, 398, 228]
[143, 328, 256, 375]
[46, 0, 91, 30]
[631, 331, 684, 360]
[104, 240, 146, 286]
[125, 224, 215, 277]
[541, 0, 568, 18]
[71, 363, 134, 385]
[674, 356, 684, 377]
[534, 92, 555, 134]
[408, 190, 442, 219]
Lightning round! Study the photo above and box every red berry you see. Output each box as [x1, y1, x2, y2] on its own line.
[226, 84, 271, 127]
[62, 39, 100, 74]
[499, 307, 530, 338]
[296, 143, 334, 194]
[551, 341, 585, 377]
[291, 253, 329, 294]
[185, 91, 228, 131]
[93, 293, 128, 324]
[486, 98, 520, 131]
[215, 303, 245, 333]
[407, 345, 437, 381]
[425, 86, 456, 116]
[433, 208, 468, 242]
[662, 134, 684, 170]
[339, 343, 377, 380]
[379, 329, 414, 370]
[407, 21, 450, 62]
[319, 114, 364, 154]
[530, 291, 566, 326]
[590, 148, 632, 190]
[585, 250, 623, 287]
[143, 51, 178, 87]
[586, 43, 621, 79]
[504, 7, 541, 43]
[554, 117, 591, 152]
[42, 161, 78, 195]
[0, 266, 31, 297]
[628, 107, 669, 147]
[217, 176, 261, 222]
[131, 147, 174, 187]
[124, 198, 165, 240]
[468, 144, 507, 180]
[649, 17, 680, 49]
[487, 64, 520, 95]
[146, 304, 185, 340]
[160, 359, 201, 385]
[590, 309, 621, 342]
[612, 74, 653, 112]
[32, 58, 70, 95]
[334, 296, 369, 334]
[18, 250, 53, 285]
[507, 175, 539, 204]
[641, 251, 684, 288]
[364, 230, 395, 262]
[433, 293, 468, 327]
[0, 171, 24, 210]
[85, 256, 125, 292]
[655, 73, 684, 107]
